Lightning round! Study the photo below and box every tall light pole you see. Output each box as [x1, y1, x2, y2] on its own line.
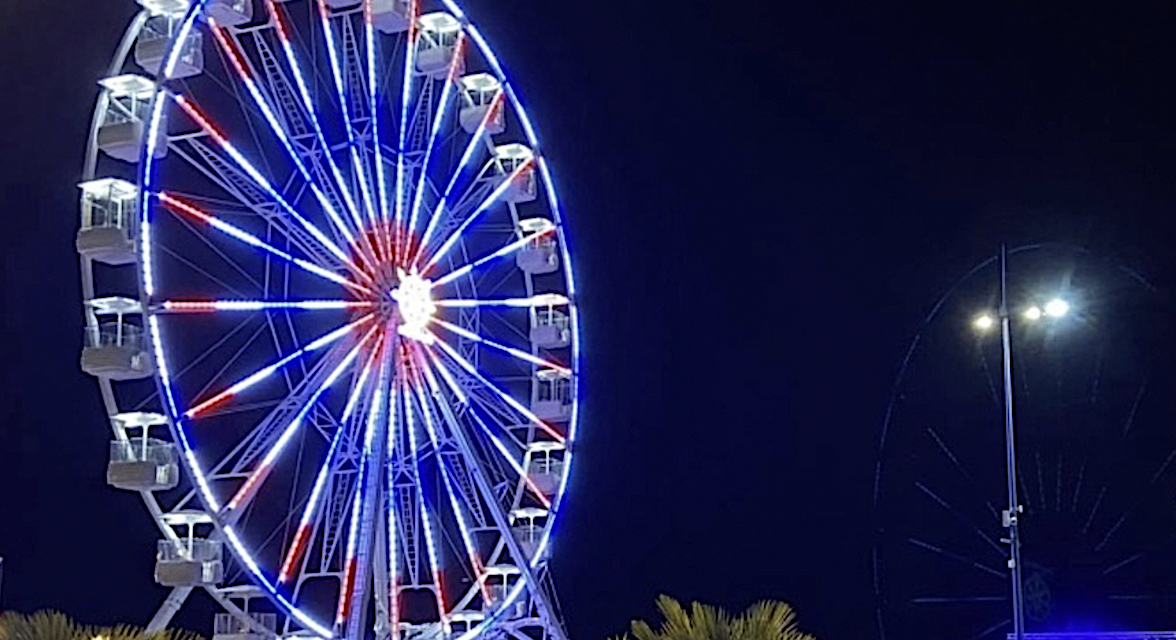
[999, 247, 1027, 640]
[973, 247, 1071, 640]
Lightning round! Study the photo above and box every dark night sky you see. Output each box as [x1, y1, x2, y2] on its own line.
[2, 2, 1176, 640]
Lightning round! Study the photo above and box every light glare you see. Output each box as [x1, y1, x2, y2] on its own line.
[974, 314, 995, 331]
[1024, 306, 1043, 321]
[1045, 298, 1070, 318]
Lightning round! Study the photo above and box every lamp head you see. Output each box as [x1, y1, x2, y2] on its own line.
[1045, 298, 1070, 318]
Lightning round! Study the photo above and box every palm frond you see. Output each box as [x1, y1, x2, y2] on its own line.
[0, 611, 205, 640]
[620, 596, 816, 640]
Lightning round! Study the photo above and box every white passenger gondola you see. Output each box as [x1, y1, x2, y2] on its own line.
[483, 564, 522, 608]
[493, 144, 537, 204]
[371, 0, 411, 34]
[212, 612, 277, 640]
[526, 441, 566, 496]
[107, 412, 179, 492]
[510, 507, 549, 559]
[205, 0, 252, 27]
[448, 612, 485, 635]
[97, 75, 168, 163]
[516, 218, 560, 275]
[81, 297, 154, 380]
[155, 511, 224, 587]
[532, 369, 572, 422]
[529, 293, 571, 349]
[458, 73, 506, 134]
[415, 13, 464, 80]
[134, 1, 203, 79]
[76, 178, 138, 265]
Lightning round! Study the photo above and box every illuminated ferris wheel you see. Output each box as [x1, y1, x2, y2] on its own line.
[77, 2, 579, 639]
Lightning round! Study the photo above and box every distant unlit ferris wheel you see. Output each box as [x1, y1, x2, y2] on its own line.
[77, 2, 579, 639]
[873, 246, 1176, 639]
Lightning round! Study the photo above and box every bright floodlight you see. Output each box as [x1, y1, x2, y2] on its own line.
[973, 314, 995, 331]
[1045, 298, 1070, 318]
[1024, 306, 1043, 321]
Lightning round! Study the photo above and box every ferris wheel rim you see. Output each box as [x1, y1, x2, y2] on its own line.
[80, 8, 304, 636]
[80, 1, 581, 637]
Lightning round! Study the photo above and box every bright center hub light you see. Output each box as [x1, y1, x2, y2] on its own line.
[390, 268, 436, 344]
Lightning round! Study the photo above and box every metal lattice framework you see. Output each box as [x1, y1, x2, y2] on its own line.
[78, 2, 579, 639]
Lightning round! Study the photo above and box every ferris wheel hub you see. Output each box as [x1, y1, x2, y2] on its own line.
[388, 268, 436, 344]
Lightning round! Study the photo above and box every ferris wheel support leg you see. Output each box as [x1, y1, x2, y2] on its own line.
[423, 382, 569, 640]
[370, 508, 392, 640]
[146, 586, 194, 632]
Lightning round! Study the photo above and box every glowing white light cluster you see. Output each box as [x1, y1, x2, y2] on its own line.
[391, 269, 437, 344]
[1045, 298, 1070, 318]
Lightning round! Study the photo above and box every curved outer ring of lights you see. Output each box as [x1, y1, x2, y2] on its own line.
[133, 1, 581, 636]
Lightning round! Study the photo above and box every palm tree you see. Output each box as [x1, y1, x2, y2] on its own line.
[621, 595, 817, 640]
[0, 611, 204, 640]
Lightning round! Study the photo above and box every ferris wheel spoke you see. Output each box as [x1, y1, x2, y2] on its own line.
[338, 342, 393, 634]
[171, 94, 372, 283]
[159, 192, 372, 296]
[187, 314, 374, 419]
[261, 1, 384, 268]
[401, 375, 451, 625]
[419, 159, 536, 273]
[405, 38, 465, 246]
[384, 360, 402, 638]
[435, 295, 568, 309]
[907, 538, 1005, 578]
[913, 481, 1005, 557]
[165, 201, 265, 291]
[923, 427, 1001, 521]
[206, 19, 368, 264]
[969, 618, 1011, 640]
[199, 338, 339, 477]
[408, 348, 490, 601]
[1104, 551, 1147, 576]
[161, 300, 369, 313]
[429, 332, 566, 444]
[280, 338, 385, 584]
[418, 346, 551, 508]
[1093, 444, 1176, 554]
[311, 0, 381, 234]
[166, 142, 348, 274]
[1081, 486, 1108, 536]
[362, 0, 392, 231]
[910, 596, 1006, 604]
[224, 326, 376, 518]
[415, 92, 504, 263]
[392, 1, 422, 244]
[431, 318, 569, 375]
[430, 226, 556, 288]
